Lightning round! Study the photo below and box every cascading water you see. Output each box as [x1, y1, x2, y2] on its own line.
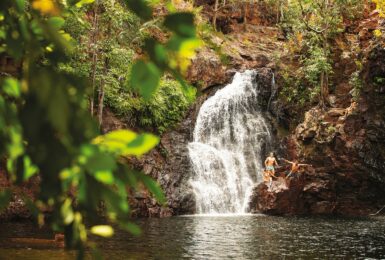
[188, 70, 272, 214]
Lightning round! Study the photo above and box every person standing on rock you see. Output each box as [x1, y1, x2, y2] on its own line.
[282, 158, 311, 179]
[264, 152, 279, 188]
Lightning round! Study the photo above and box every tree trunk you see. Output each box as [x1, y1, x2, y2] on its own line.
[276, 1, 280, 23]
[97, 59, 108, 128]
[213, 0, 219, 31]
[244, 1, 248, 26]
[90, 52, 97, 116]
[279, 0, 285, 23]
[90, 2, 99, 116]
[319, 31, 329, 108]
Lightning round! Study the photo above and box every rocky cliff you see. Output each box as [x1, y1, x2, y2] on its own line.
[249, 9, 385, 216]
[153, 1, 385, 217]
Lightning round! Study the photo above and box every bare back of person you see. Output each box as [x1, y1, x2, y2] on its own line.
[291, 163, 299, 174]
[283, 159, 311, 179]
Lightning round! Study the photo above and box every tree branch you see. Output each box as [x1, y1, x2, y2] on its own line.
[297, 0, 328, 34]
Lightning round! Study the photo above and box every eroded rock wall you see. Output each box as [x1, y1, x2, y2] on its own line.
[250, 10, 385, 216]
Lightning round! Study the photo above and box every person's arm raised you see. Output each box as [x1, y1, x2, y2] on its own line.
[280, 158, 292, 164]
[299, 163, 312, 167]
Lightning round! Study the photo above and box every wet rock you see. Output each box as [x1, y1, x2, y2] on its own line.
[310, 201, 336, 215]
[160, 207, 173, 218]
[248, 177, 306, 215]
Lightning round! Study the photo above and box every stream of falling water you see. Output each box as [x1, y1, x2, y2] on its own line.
[188, 70, 272, 214]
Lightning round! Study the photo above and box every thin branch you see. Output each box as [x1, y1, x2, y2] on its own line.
[297, 0, 328, 34]
[370, 205, 385, 216]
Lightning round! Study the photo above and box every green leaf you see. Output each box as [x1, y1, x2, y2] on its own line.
[93, 130, 157, 156]
[124, 0, 152, 21]
[85, 151, 117, 173]
[0, 190, 11, 213]
[131, 60, 161, 100]
[7, 126, 24, 159]
[15, 0, 26, 12]
[48, 17, 65, 30]
[94, 171, 114, 185]
[115, 164, 138, 189]
[103, 188, 129, 214]
[164, 12, 195, 38]
[2, 78, 21, 98]
[90, 225, 114, 238]
[136, 172, 165, 204]
[85, 157, 115, 174]
[119, 222, 141, 236]
[93, 130, 142, 155]
[75, 0, 95, 8]
[23, 156, 38, 181]
[61, 199, 74, 225]
[93, 130, 137, 150]
[47, 83, 70, 134]
[123, 134, 159, 156]
[144, 39, 168, 69]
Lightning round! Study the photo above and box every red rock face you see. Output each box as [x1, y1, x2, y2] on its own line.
[249, 5, 385, 216]
[251, 48, 385, 217]
[249, 177, 307, 215]
[186, 47, 229, 91]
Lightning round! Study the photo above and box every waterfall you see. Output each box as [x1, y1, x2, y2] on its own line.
[188, 70, 272, 214]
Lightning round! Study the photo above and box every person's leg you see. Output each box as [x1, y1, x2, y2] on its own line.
[263, 171, 269, 182]
[266, 170, 272, 188]
[286, 171, 293, 179]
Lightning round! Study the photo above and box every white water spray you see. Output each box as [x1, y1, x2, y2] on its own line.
[188, 70, 272, 214]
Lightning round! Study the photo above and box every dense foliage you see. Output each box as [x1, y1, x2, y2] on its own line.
[279, 0, 365, 107]
[62, 0, 196, 133]
[107, 78, 195, 133]
[0, 0, 199, 258]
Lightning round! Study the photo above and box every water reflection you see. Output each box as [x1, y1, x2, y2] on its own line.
[1, 215, 385, 259]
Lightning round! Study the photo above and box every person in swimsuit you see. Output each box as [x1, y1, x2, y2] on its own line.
[265, 152, 279, 175]
[282, 158, 311, 179]
[264, 152, 279, 188]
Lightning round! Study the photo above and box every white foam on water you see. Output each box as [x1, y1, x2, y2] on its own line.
[179, 213, 265, 218]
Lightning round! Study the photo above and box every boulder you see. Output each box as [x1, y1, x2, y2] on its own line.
[186, 47, 228, 91]
[248, 177, 306, 215]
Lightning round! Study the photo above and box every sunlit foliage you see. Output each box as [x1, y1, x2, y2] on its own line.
[62, 0, 197, 130]
[373, 0, 385, 17]
[0, 0, 199, 258]
[280, 0, 364, 107]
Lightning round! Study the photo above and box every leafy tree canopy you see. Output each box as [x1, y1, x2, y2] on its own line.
[0, 0, 200, 258]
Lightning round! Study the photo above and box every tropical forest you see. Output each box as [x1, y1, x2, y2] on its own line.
[1, 0, 385, 259]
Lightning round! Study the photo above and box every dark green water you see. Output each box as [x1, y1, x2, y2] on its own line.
[1, 215, 385, 259]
